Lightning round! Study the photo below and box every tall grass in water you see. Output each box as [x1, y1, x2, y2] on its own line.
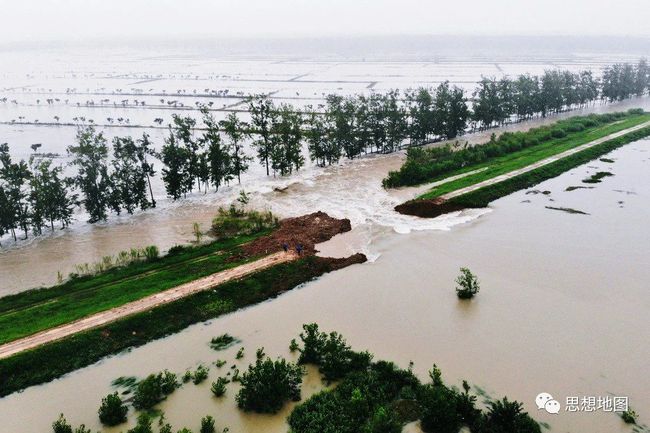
[69, 245, 159, 280]
[211, 206, 278, 240]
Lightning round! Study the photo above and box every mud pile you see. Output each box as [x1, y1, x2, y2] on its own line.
[241, 211, 353, 256]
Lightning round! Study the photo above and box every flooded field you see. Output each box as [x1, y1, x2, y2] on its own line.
[0, 135, 648, 433]
[1, 36, 649, 433]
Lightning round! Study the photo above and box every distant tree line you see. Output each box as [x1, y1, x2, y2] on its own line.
[1, 59, 648, 244]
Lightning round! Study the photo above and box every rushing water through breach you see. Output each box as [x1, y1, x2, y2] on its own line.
[1, 37, 650, 433]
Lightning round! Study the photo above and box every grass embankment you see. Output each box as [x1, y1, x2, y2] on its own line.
[398, 125, 650, 217]
[383, 110, 649, 190]
[419, 112, 650, 200]
[0, 232, 270, 345]
[0, 254, 366, 397]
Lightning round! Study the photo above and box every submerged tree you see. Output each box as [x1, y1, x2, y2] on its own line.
[305, 110, 332, 166]
[236, 355, 304, 413]
[98, 392, 128, 426]
[201, 108, 232, 191]
[270, 104, 304, 176]
[67, 126, 113, 223]
[135, 133, 157, 207]
[455, 267, 480, 299]
[0, 143, 31, 239]
[249, 95, 276, 176]
[219, 112, 252, 184]
[112, 136, 153, 214]
[28, 157, 75, 232]
[160, 131, 191, 200]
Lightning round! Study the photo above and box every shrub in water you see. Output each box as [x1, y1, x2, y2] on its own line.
[193, 365, 210, 385]
[236, 356, 304, 413]
[211, 377, 229, 397]
[210, 334, 239, 351]
[455, 267, 480, 299]
[132, 371, 179, 410]
[98, 392, 128, 426]
[200, 415, 216, 433]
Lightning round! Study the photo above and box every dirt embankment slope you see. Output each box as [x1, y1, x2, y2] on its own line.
[241, 211, 354, 256]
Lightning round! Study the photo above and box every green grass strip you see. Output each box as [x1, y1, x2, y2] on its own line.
[446, 126, 650, 208]
[0, 256, 357, 397]
[0, 231, 270, 345]
[418, 113, 650, 200]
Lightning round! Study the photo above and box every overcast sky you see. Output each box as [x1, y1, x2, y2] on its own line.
[1, 0, 649, 42]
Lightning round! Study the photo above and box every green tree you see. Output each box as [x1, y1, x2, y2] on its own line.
[455, 267, 480, 299]
[326, 95, 359, 159]
[513, 74, 540, 121]
[0, 185, 13, 244]
[170, 114, 200, 191]
[482, 398, 541, 433]
[382, 90, 408, 153]
[249, 95, 276, 176]
[132, 371, 179, 410]
[200, 108, 232, 191]
[52, 414, 73, 433]
[0, 143, 32, 238]
[112, 136, 152, 214]
[436, 82, 469, 139]
[136, 133, 157, 207]
[200, 415, 216, 433]
[472, 77, 501, 129]
[161, 132, 191, 200]
[98, 392, 128, 426]
[236, 355, 304, 413]
[305, 110, 332, 166]
[635, 58, 649, 96]
[127, 413, 153, 433]
[406, 88, 434, 145]
[67, 125, 112, 223]
[28, 158, 75, 232]
[219, 112, 252, 184]
[270, 104, 304, 176]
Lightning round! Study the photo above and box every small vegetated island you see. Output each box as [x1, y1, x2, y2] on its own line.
[386, 110, 650, 217]
[0, 208, 366, 397]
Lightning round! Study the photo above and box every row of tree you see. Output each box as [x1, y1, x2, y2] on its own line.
[1, 59, 648, 243]
[470, 59, 649, 129]
[0, 129, 157, 242]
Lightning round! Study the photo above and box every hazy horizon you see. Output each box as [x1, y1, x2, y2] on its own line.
[1, 0, 649, 43]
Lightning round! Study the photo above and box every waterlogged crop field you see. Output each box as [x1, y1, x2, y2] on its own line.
[0, 44, 642, 198]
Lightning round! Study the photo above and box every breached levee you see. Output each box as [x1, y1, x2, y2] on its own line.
[0, 212, 366, 398]
[395, 198, 469, 218]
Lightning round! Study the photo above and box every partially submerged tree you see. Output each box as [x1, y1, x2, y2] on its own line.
[98, 392, 128, 426]
[236, 355, 304, 413]
[67, 125, 112, 222]
[455, 267, 480, 299]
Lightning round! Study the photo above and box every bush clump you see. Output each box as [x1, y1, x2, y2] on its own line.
[211, 377, 229, 397]
[200, 415, 216, 433]
[209, 334, 239, 351]
[192, 365, 210, 385]
[236, 355, 304, 413]
[51, 414, 93, 433]
[98, 392, 128, 426]
[211, 206, 277, 240]
[455, 267, 480, 299]
[287, 324, 541, 433]
[298, 323, 373, 382]
[132, 370, 179, 410]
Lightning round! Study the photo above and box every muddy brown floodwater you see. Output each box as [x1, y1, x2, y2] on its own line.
[0, 136, 648, 433]
[2, 97, 649, 295]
